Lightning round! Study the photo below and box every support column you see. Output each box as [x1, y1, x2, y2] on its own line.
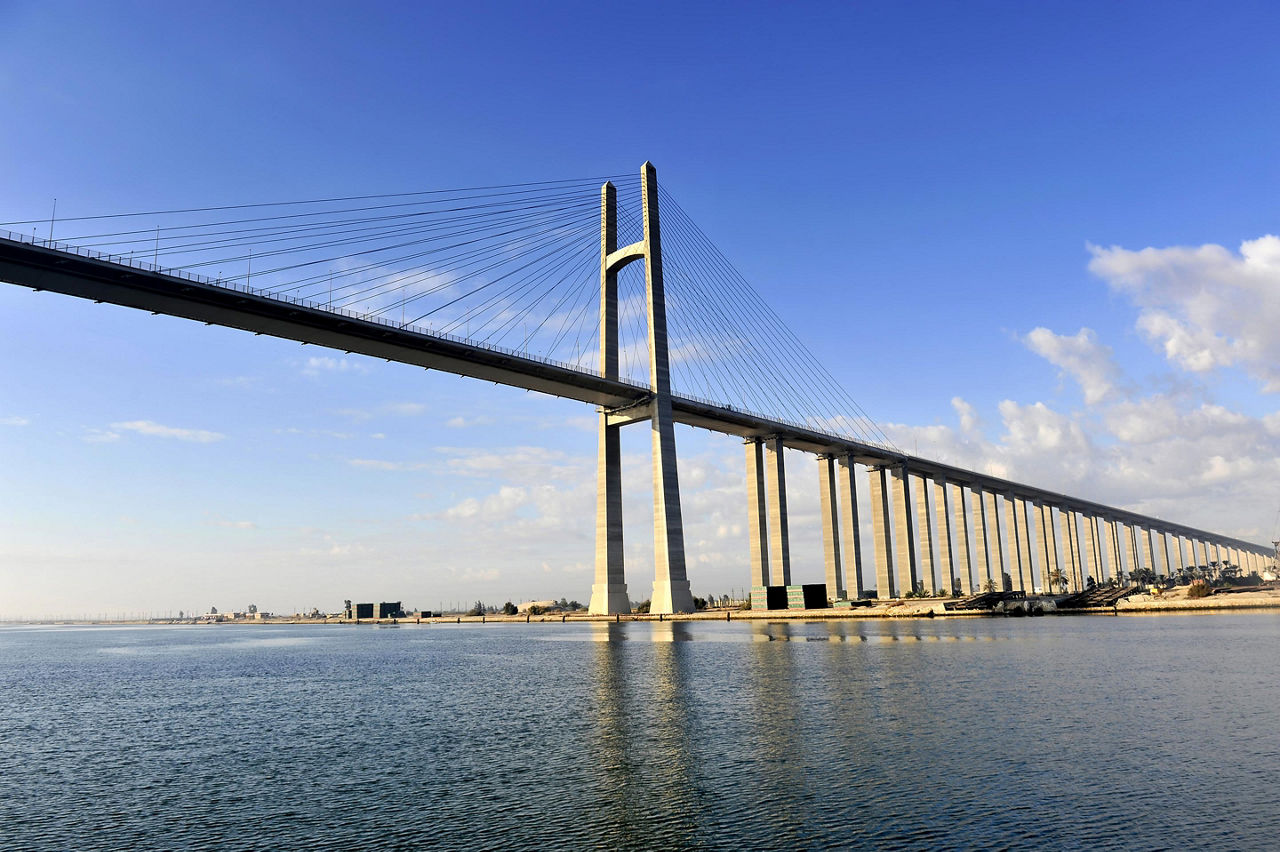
[912, 472, 937, 595]
[933, 477, 956, 595]
[1121, 521, 1138, 582]
[1065, 510, 1084, 591]
[1036, 502, 1059, 593]
[1104, 518, 1123, 583]
[1017, 498, 1035, 591]
[1195, 539, 1209, 570]
[745, 439, 769, 589]
[837, 456, 865, 598]
[763, 436, 791, 587]
[639, 162, 693, 615]
[972, 486, 993, 591]
[818, 456, 844, 600]
[984, 490, 1006, 591]
[1170, 535, 1186, 574]
[869, 467, 895, 598]
[890, 465, 919, 595]
[1157, 531, 1172, 578]
[589, 181, 628, 615]
[1083, 515, 1102, 586]
[948, 481, 973, 594]
[1152, 524, 1162, 578]
[1005, 496, 1026, 591]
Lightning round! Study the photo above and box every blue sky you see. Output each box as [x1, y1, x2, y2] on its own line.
[3, 0, 1280, 617]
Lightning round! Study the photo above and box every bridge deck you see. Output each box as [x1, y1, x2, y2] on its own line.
[0, 235, 1264, 551]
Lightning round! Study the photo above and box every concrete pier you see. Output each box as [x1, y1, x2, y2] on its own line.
[912, 472, 937, 594]
[1121, 521, 1138, 581]
[1142, 527, 1158, 578]
[1157, 530, 1173, 577]
[1013, 497, 1034, 591]
[764, 436, 791, 587]
[1083, 515, 1103, 585]
[837, 455, 865, 598]
[891, 465, 919, 595]
[1036, 502, 1060, 592]
[948, 481, 973, 594]
[870, 466, 895, 598]
[973, 487, 997, 590]
[1065, 510, 1084, 590]
[992, 493, 1010, 591]
[818, 455, 844, 600]
[1103, 518, 1122, 583]
[746, 439, 769, 588]
[933, 477, 956, 594]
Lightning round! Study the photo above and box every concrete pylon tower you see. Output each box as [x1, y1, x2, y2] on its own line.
[588, 163, 694, 615]
[588, 181, 629, 615]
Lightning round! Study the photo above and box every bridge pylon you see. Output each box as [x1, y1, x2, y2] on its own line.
[588, 163, 694, 615]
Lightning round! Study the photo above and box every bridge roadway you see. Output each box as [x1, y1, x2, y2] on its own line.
[0, 234, 1265, 552]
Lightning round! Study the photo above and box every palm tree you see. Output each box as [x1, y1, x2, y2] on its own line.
[1046, 567, 1069, 593]
[981, 578, 997, 594]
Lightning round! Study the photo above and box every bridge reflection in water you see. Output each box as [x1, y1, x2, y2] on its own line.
[581, 619, 1124, 848]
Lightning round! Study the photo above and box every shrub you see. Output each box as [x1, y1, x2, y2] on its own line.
[501, 601, 518, 616]
[633, 600, 651, 614]
[1187, 581, 1212, 599]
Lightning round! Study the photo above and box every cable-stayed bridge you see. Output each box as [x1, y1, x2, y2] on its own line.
[1, 163, 1270, 613]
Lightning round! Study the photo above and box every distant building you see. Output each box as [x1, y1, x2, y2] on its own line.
[351, 601, 404, 619]
[517, 600, 558, 613]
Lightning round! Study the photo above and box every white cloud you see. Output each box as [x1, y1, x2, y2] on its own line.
[82, 428, 121, 444]
[111, 420, 225, 443]
[302, 356, 369, 377]
[347, 458, 431, 472]
[0, 416, 29, 426]
[1089, 235, 1280, 389]
[1023, 327, 1122, 405]
[333, 401, 426, 421]
[951, 397, 979, 435]
[446, 415, 493, 428]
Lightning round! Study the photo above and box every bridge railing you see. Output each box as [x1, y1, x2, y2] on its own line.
[670, 388, 896, 453]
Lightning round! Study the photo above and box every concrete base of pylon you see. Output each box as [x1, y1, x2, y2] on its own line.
[588, 583, 631, 615]
[650, 578, 694, 615]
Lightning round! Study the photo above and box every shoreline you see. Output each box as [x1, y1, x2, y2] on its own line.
[10, 587, 1280, 626]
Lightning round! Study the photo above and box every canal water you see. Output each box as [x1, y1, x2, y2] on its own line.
[2, 614, 1278, 850]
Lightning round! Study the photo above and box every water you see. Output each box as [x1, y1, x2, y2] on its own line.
[2, 615, 1278, 850]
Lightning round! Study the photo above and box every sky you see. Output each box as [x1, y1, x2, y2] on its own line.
[3, 0, 1280, 618]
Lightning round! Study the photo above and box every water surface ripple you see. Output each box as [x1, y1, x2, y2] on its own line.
[2, 615, 1278, 850]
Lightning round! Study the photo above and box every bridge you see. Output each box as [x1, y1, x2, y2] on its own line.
[1, 163, 1270, 612]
